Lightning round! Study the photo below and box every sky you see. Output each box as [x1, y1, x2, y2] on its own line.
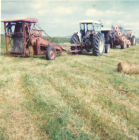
[1, 0, 139, 37]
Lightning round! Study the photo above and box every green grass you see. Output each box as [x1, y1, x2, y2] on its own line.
[43, 36, 70, 44]
[0, 36, 139, 140]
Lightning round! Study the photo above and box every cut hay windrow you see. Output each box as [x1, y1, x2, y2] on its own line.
[118, 62, 139, 74]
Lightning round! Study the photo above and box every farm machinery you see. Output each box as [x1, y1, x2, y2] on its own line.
[2, 18, 66, 60]
[70, 20, 110, 56]
[103, 25, 136, 49]
[2, 18, 111, 60]
[2, 18, 136, 60]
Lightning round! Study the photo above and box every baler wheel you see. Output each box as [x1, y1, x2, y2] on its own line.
[46, 46, 56, 60]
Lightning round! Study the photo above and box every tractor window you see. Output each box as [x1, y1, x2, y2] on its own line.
[11, 25, 15, 33]
[87, 24, 93, 30]
[80, 24, 84, 30]
[80, 23, 85, 38]
[94, 24, 101, 32]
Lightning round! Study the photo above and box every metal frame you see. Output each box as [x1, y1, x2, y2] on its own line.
[3, 21, 27, 56]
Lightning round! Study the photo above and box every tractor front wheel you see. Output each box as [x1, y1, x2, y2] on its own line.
[46, 46, 56, 60]
[93, 33, 105, 56]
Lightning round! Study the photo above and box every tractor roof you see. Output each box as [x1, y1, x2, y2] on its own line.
[101, 28, 111, 31]
[2, 18, 38, 23]
[80, 20, 102, 25]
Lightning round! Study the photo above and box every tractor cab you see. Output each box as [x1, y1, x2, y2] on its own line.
[71, 20, 110, 56]
[80, 20, 103, 39]
[2, 18, 38, 55]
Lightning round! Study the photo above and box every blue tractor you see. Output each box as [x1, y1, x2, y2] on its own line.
[70, 20, 110, 56]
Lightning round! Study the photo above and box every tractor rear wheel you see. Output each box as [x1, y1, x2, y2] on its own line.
[70, 33, 81, 54]
[93, 33, 105, 56]
[105, 44, 110, 53]
[46, 46, 56, 60]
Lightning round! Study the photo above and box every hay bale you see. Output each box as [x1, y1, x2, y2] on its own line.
[118, 62, 139, 74]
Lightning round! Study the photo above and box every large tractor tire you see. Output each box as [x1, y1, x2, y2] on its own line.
[70, 33, 81, 54]
[93, 33, 105, 56]
[46, 46, 56, 60]
[131, 36, 136, 46]
[105, 44, 110, 53]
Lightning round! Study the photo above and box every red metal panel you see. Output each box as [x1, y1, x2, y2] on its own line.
[4, 23, 9, 54]
[23, 23, 26, 56]
[2, 18, 75, 57]
[2, 18, 38, 23]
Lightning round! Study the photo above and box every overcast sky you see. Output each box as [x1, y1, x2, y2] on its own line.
[1, 0, 139, 37]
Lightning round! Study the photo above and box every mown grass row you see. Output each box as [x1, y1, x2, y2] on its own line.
[0, 41, 139, 140]
[21, 73, 99, 140]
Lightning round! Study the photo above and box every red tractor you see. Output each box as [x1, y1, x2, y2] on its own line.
[109, 25, 136, 49]
[2, 18, 66, 60]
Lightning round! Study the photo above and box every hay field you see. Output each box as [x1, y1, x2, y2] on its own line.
[0, 37, 139, 140]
